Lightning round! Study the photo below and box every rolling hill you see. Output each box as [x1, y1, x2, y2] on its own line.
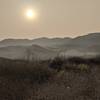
[0, 33, 99, 59]
[0, 45, 58, 60]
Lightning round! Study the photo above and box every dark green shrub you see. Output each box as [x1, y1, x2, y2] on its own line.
[49, 57, 64, 71]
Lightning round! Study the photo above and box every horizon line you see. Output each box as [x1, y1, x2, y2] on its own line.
[0, 32, 100, 41]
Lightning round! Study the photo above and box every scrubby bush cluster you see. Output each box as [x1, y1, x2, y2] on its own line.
[0, 56, 100, 100]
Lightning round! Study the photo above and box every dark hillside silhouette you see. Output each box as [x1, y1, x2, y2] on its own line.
[0, 56, 100, 99]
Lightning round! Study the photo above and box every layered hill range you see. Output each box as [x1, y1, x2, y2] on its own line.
[0, 33, 99, 60]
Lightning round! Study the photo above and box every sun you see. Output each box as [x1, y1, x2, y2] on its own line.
[25, 9, 37, 19]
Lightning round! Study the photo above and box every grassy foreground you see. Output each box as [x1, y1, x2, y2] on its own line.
[0, 56, 100, 100]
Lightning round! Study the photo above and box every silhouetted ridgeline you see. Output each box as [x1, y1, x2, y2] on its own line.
[0, 56, 100, 100]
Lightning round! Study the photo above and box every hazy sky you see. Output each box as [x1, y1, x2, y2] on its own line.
[0, 0, 100, 39]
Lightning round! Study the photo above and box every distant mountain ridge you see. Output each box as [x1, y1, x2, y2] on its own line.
[0, 33, 99, 47]
[0, 37, 71, 47]
[0, 33, 99, 59]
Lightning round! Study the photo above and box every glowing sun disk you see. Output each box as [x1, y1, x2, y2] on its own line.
[26, 9, 36, 19]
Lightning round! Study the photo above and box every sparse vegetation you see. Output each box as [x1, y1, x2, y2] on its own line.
[0, 56, 100, 100]
[77, 64, 89, 72]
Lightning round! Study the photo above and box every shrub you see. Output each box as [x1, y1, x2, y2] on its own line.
[67, 57, 87, 64]
[49, 57, 64, 71]
[77, 64, 89, 72]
